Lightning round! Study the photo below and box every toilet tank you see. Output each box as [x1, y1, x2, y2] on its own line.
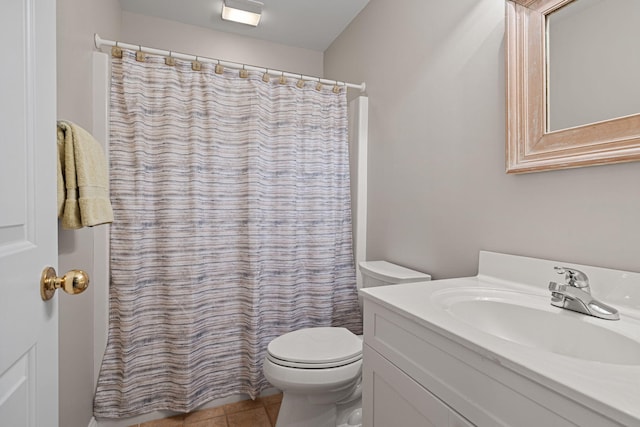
[359, 261, 431, 288]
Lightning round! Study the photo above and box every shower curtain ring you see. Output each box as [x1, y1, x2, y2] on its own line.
[135, 44, 146, 62]
[240, 64, 249, 78]
[262, 68, 270, 82]
[111, 41, 123, 58]
[165, 50, 176, 66]
[192, 56, 202, 71]
[315, 78, 323, 91]
[296, 74, 305, 89]
[279, 71, 287, 85]
[215, 59, 224, 74]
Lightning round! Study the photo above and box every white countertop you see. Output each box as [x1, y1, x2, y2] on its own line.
[360, 251, 640, 426]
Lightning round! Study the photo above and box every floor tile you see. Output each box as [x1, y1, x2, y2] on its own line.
[183, 406, 226, 424]
[226, 407, 272, 427]
[223, 398, 264, 415]
[258, 393, 283, 406]
[140, 414, 185, 427]
[184, 416, 228, 427]
[265, 402, 281, 426]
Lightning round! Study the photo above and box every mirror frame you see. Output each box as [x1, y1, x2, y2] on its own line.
[505, 0, 640, 173]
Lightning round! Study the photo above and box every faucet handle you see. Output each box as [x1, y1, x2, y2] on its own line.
[548, 281, 567, 306]
[548, 281, 566, 292]
[554, 266, 590, 289]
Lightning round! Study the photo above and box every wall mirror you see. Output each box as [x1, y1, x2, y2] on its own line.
[505, 0, 640, 173]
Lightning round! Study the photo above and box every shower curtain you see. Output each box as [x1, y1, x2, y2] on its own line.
[93, 50, 362, 418]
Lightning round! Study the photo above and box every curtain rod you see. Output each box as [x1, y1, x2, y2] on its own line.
[94, 34, 366, 93]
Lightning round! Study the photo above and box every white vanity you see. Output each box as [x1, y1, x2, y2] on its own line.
[360, 252, 640, 427]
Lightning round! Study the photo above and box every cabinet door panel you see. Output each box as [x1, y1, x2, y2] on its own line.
[363, 344, 449, 427]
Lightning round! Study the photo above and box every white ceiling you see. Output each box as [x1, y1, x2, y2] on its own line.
[119, 0, 370, 52]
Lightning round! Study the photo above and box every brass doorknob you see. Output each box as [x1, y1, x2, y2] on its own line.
[40, 267, 90, 301]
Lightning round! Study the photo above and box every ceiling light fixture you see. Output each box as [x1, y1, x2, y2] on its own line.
[221, 0, 263, 27]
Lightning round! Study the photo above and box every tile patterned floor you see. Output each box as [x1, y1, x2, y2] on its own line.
[129, 394, 282, 427]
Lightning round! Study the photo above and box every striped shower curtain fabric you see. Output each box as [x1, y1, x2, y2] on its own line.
[93, 49, 362, 418]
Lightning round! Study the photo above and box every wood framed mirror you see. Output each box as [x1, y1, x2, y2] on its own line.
[505, 0, 640, 173]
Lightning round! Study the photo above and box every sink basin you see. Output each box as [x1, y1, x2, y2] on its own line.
[433, 288, 640, 365]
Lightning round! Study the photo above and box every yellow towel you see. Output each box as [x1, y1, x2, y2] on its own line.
[57, 121, 114, 229]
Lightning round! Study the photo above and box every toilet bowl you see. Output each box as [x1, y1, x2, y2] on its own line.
[263, 327, 363, 427]
[263, 261, 431, 427]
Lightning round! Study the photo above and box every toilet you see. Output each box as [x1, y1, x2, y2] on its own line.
[263, 261, 431, 427]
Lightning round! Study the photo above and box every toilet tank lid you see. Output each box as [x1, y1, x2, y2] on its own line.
[359, 260, 431, 283]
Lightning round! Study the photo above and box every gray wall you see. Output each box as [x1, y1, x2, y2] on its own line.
[324, 0, 640, 279]
[120, 12, 323, 78]
[56, 0, 121, 426]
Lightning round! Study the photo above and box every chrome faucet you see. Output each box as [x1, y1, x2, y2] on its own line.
[548, 266, 620, 321]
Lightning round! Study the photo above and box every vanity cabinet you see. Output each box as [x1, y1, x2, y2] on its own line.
[363, 343, 472, 427]
[361, 298, 623, 427]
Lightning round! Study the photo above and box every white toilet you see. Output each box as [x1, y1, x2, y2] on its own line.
[263, 261, 431, 427]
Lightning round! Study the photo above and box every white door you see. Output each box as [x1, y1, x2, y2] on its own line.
[0, 0, 59, 426]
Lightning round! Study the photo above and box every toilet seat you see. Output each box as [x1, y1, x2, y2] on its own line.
[267, 327, 362, 369]
[267, 352, 362, 369]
